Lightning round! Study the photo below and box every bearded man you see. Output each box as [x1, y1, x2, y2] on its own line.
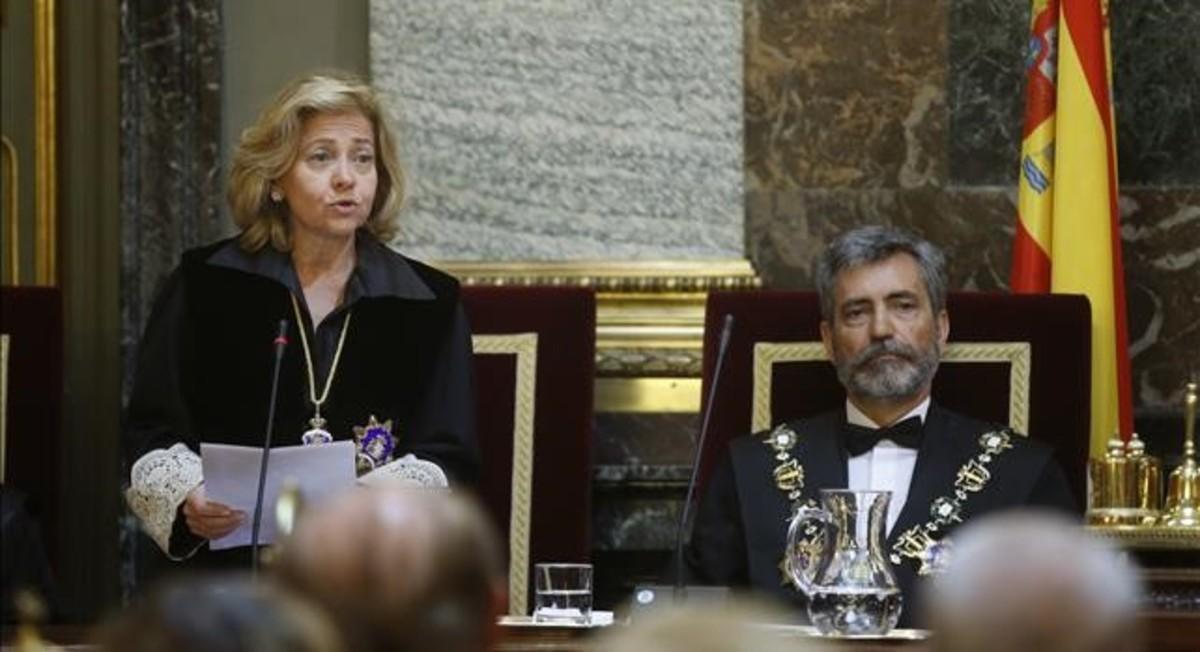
[685, 226, 1076, 628]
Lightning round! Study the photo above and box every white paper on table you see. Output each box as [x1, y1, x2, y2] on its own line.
[200, 441, 356, 550]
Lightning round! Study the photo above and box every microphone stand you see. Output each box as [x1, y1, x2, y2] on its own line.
[673, 314, 734, 603]
[251, 319, 289, 577]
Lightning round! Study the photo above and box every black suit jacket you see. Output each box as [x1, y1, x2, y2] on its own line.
[686, 403, 1077, 627]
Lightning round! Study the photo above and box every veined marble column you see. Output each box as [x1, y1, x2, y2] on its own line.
[118, 0, 224, 595]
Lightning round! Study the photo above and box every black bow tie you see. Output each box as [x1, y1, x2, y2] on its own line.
[843, 416, 924, 457]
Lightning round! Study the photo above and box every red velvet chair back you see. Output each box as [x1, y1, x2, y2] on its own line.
[462, 286, 595, 616]
[0, 286, 64, 561]
[698, 291, 1091, 506]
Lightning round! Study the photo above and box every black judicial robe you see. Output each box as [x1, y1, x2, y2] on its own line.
[124, 234, 478, 566]
[686, 403, 1077, 628]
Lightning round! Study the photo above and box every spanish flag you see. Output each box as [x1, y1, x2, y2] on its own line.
[1011, 0, 1132, 457]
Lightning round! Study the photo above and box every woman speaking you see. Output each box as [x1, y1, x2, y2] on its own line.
[123, 72, 478, 564]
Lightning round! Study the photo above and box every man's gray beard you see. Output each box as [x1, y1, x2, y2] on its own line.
[835, 339, 941, 400]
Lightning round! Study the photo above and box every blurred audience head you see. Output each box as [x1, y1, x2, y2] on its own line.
[96, 573, 343, 652]
[277, 487, 506, 652]
[597, 598, 827, 652]
[925, 511, 1142, 652]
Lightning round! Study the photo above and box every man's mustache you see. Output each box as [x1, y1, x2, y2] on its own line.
[848, 340, 918, 369]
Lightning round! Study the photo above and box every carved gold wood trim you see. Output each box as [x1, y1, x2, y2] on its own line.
[1, 334, 8, 483]
[751, 342, 1032, 434]
[440, 259, 760, 291]
[440, 260, 760, 355]
[34, 0, 57, 286]
[1, 136, 16, 283]
[1086, 525, 1200, 550]
[471, 333, 538, 616]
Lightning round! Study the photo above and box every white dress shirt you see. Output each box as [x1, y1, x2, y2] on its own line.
[845, 397, 930, 535]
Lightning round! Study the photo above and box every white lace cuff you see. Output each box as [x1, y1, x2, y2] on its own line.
[125, 443, 203, 559]
[358, 453, 449, 489]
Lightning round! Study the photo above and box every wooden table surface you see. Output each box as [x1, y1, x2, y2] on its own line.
[7, 611, 1198, 652]
[496, 612, 1200, 652]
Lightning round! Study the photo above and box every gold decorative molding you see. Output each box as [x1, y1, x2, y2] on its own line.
[751, 341, 1033, 433]
[471, 332, 538, 616]
[1087, 524, 1200, 550]
[442, 259, 761, 356]
[442, 259, 761, 292]
[34, 0, 57, 286]
[1, 136, 17, 283]
[595, 346, 703, 377]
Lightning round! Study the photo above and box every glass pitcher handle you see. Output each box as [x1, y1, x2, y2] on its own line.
[786, 504, 832, 596]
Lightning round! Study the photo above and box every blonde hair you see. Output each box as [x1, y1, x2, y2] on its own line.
[227, 71, 406, 252]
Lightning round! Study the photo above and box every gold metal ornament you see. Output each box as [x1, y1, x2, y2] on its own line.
[956, 459, 992, 493]
[1127, 433, 1162, 524]
[888, 428, 1010, 574]
[893, 528, 939, 575]
[773, 458, 803, 493]
[1161, 381, 1199, 528]
[762, 423, 818, 584]
[1087, 437, 1139, 525]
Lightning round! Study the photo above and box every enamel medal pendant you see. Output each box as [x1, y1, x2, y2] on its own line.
[302, 413, 334, 446]
[352, 415, 396, 474]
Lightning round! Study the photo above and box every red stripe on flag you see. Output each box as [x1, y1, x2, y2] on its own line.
[1062, 1, 1113, 137]
[1106, 140, 1134, 434]
[1112, 218, 1134, 435]
[1010, 218, 1051, 293]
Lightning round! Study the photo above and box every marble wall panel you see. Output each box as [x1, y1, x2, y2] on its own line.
[745, 0, 949, 191]
[369, 0, 744, 261]
[1108, 1, 1200, 186]
[1122, 189, 1200, 406]
[747, 187, 1016, 290]
[946, 0, 1023, 185]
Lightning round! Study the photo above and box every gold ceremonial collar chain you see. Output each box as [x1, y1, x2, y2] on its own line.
[765, 422, 1014, 579]
[888, 428, 1013, 574]
[290, 293, 353, 441]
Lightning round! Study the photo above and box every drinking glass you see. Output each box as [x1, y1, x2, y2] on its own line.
[533, 563, 593, 624]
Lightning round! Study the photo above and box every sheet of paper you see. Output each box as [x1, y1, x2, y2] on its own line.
[200, 441, 356, 550]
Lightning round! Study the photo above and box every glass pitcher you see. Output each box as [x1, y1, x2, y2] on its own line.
[786, 489, 902, 636]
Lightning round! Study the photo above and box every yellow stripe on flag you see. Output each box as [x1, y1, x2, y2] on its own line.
[1051, 9, 1122, 457]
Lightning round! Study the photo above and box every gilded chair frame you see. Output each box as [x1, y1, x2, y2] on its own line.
[1, 333, 8, 482]
[751, 341, 1032, 434]
[471, 332, 539, 616]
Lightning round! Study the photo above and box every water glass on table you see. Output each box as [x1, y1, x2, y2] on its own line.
[533, 563, 593, 624]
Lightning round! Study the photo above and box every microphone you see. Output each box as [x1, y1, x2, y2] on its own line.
[672, 313, 735, 602]
[251, 319, 289, 576]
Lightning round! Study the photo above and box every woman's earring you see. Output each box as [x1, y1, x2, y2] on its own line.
[270, 189, 283, 202]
